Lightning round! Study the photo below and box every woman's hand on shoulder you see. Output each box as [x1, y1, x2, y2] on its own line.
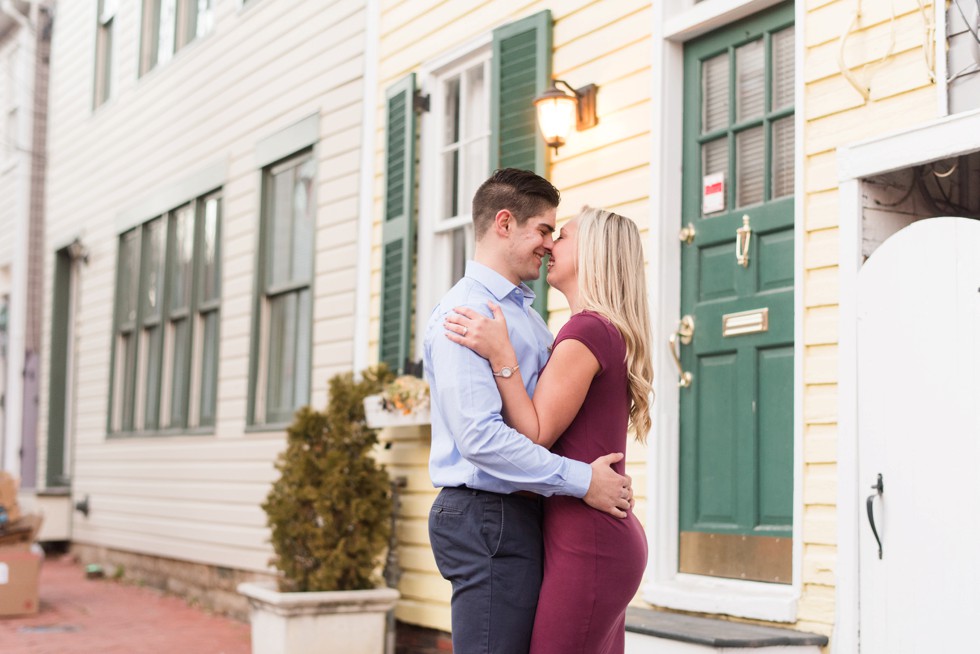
[444, 301, 515, 367]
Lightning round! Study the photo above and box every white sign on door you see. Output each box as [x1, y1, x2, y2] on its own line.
[702, 173, 725, 214]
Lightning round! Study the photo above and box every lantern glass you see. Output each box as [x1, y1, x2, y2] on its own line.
[535, 94, 577, 149]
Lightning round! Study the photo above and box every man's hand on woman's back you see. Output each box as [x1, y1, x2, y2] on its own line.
[584, 452, 632, 518]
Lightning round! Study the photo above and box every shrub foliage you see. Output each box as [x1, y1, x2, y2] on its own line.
[263, 365, 396, 592]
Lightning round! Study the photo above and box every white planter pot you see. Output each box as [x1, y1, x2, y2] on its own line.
[363, 395, 430, 429]
[238, 581, 399, 654]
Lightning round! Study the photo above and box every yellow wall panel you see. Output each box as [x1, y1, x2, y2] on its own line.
[803, 504, 838, 546]
[804, 305, 839, 346]
[804, 462, 838, 505]
[805, 189, 840, 230]
[805, 266, 839, 308]
[805, 344, 838, 384]
[803, 543, 838, 586]
[805, 228, 840, 269]
[803, 383, 838, 424]
[804, 424, 838, 464]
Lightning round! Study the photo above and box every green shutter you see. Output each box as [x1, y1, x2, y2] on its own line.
[46, 249, 71, 486]
[492, 11, 552, 319]
[380, 74, 417, 373]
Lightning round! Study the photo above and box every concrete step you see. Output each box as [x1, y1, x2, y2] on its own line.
[625, 607, 828, 654]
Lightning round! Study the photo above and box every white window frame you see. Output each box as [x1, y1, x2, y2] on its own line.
[645, 0, 804, 623]
[414, 34, 493, 358]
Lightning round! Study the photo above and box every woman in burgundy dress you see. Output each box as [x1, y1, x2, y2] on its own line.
[445, 207, 653, 654]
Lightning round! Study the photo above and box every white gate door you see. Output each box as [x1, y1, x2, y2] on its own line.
[858, 217, 980, 653]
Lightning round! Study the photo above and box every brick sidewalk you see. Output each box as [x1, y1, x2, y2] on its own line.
[1, 553, 251, 654]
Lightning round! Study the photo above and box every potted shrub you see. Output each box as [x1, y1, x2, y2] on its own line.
[238, 365, 399, 654]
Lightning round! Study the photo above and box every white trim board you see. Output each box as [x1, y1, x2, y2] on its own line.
[835, 106, 980, 654]
[644, 0, 804, 624]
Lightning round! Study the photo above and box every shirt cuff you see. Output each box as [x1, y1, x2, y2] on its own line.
[564, 459, 592, 498]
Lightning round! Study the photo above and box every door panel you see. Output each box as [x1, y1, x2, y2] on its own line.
[679, 1, 795, 583]
[858, 217, 980, 652]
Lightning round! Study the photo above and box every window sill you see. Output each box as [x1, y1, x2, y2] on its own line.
[244, 422, 292, 434]
[643, 575, 798, 623]
[107, 427, 216, 439]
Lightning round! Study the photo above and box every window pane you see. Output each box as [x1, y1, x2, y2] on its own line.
[450, 228, 466, 283]
[264, 289, 311, 423]
[290, 157, 315, 282]
[772, 117, 794, 198]
[198, 310, 219, 427]
[200, 196, 220, 303]
[266, 292, 297, 422]
[772, 27, 795, 111]
[443, 75, 461, 146]
[196, 0, 214, 38]
[735, 39, 765, 122]
[168, 318, 190, 427]
[143, 325, 163, 430]
[142, 219, 166, 320]
[157, 0, 176, 65]
[736, 126, 765, 207]
[463, 65, 486, 140]
[701, 138, 728, 217]
[118, 333, 136, 431]
[442, 150, 460, 218]
[268, 167, 294, 287]
[462, 140, 486, 214]
[118, 231, 140, 326]
[702, 52, 729, 133]
[170, 206, 194, 312]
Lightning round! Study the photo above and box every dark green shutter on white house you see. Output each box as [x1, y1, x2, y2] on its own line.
[492, 11, 552, 319]
[380, 74, 417, 373]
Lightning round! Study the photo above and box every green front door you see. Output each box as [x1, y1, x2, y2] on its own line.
[678, 2, 795, 584]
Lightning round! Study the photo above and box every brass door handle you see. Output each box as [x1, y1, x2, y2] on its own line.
[736, 215, 751, 267]
[669, 316, 694, 388]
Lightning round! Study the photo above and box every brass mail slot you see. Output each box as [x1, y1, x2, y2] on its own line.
[722, 308, 769, 337]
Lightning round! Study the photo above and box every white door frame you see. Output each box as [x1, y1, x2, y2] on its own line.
[836, 107, 980, 653]
[645, 0, 804, 623]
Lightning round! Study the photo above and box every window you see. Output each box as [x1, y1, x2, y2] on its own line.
[379, 12, 552, 373]
[249, 152, 315, 425]
[109, 192, 222, 434]
[139, 0, 214, 76]
[417, 47, 491, 323]
[94, 0, 115, 107]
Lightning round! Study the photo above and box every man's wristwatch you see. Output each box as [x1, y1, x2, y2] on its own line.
[492, 363, 519, 379]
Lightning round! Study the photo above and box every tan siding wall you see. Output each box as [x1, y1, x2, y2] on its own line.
[799, 0, 939, 634]
[371, 0, 652, 632]
[41, 0, 369, 572]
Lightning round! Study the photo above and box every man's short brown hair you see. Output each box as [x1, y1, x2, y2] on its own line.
[472, 168, 560, 239]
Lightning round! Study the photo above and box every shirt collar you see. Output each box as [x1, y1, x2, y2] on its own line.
[465, 260, 537, 307]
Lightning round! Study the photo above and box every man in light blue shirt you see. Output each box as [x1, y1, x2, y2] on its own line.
[426, 169, 632, 654]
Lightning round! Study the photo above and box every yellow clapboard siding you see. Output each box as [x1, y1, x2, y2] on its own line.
[804, 0, 931, 48]
[553, 133, 652, 192]
[399, 570, 452, 604]
[805, 344, 838, 384]
[395, 598, 453, 633]
[553, 0, 651, 51]
[805, 150, 839, 195]
[556, 165, 651, 217]
[805, 266, 839, 308]
[797, 583, 837, 626]
[806, 47, 934, 120]
[804, 462, 838, 505]
[805, 424, 838, 464]
[804, 304, 839, 345]
[398, 544, 440, 574]
[804, 8, 935, 83]
[805, 188, 840, 231]
[804, 383, 838, 424]
[805, 227, 840, 269]
[805, 85, 935, 155]
[803, 543, 838, 586]
[802, 504, 838, 546]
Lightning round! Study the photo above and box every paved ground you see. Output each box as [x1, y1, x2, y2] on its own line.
[1, 553, 251, 654]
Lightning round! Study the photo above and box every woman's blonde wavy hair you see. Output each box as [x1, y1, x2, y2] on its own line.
[575, 207, 654, 442]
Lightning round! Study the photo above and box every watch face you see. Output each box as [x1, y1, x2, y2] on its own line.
[500, 367, 513, 378]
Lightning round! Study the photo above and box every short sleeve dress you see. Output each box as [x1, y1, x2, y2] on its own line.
[529, 311, 648, 654]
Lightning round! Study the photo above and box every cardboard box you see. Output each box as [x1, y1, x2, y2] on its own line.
[0, 514, 43, 548]
[0, 547, 42, 616]
[0, 471, 21, 525]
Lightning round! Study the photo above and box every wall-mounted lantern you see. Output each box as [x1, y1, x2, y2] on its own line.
[533, 79, 599, 154]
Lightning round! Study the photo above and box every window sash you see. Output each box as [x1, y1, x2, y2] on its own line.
[110, 192, 222, 434]
[252, 153, 314, 425]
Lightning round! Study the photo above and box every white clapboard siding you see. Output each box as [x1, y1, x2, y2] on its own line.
[39, 0, 371, 573]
